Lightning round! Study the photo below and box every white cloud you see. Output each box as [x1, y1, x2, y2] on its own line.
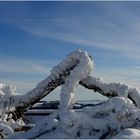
[95, 66, 140, 90]
[11, 7, 140, 62]
[0, 56, 59, 95]
[0, 78, 36, 94]
[0, 55, 58, 74]
[2, 2, 140, 98]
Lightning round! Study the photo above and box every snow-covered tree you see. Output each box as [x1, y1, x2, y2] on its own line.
[1, 50, 140, 139]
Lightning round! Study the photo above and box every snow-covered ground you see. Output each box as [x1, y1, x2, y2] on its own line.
[1, 50, 140, 139]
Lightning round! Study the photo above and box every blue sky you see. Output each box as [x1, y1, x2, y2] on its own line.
[1, 1, 140, 101]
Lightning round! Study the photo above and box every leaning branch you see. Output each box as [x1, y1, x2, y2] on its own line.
[14, 59, 140, 119]
[6, 50, 140, 120]
[13, 52, 81, 119]
[80, 76, 140, 108]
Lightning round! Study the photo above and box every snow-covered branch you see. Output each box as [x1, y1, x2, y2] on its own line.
[9, 50, 140, 120]
[10, 50, 140, 139]
[59, 50, 93, 112]
[9, 50, 95, 139]
[0, 50, 86, 138]
[0, 50, 93, 121]
[13, 50, 82, 119]
[1, 49, 140, 139]
[80, 76, 140, 108]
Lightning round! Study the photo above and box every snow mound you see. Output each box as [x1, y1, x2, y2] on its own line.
[111, 128, 140, 139]
[11, 97, 140, 139]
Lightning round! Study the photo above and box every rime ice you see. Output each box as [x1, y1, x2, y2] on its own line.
[1, 50, 140, 139]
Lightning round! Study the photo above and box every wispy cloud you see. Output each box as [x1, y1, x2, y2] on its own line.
[2, 2, 140, 97]
[0, 78, 36, 94]
[95, 66, 140, 89]
[0, 55, 58, 74]
[0, 56, 57, 94]
[3, 2, 140, 60]
[9, 3, 140, 61]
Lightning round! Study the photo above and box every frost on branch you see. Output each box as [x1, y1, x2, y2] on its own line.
[10, 50, 94, 139]
[8, 50, 140, 139]
[0, 84, 25, 138]
[0, 50, 92, 138]
[59, 50, 93, 112]
[1, 50, 140, 139]
[13, 49, 81, 118]
[80, 76, 140, 108]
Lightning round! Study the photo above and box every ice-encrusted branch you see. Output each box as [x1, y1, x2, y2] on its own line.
[59, 50, 93, 112]
[7, 50, 94, 139]
[80, 76, 140, 108]
[0, 50, 85, 138]
[2, 49, 140, 121]
[4, 50, 93, 120]
[57, 50, 93, 137]
[3, 49, 140, 139]
[13, 50, 83, 118]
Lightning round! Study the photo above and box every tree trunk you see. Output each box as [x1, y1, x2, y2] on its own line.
[13, 71, 140, 120]
[13, 60, 79, 119]
[80, 76, 140, 107]
[10, 51, 140, 120]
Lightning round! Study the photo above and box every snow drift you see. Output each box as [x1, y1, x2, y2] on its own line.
[1, 50, 140, 139]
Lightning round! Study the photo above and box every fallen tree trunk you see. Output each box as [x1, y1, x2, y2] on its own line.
[5, 50, 140, 120]
[14, 61, 140, 120]
[2, 50, 140, 139]
[13, 51, 81, 119]
[80, 76, 140, 108]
